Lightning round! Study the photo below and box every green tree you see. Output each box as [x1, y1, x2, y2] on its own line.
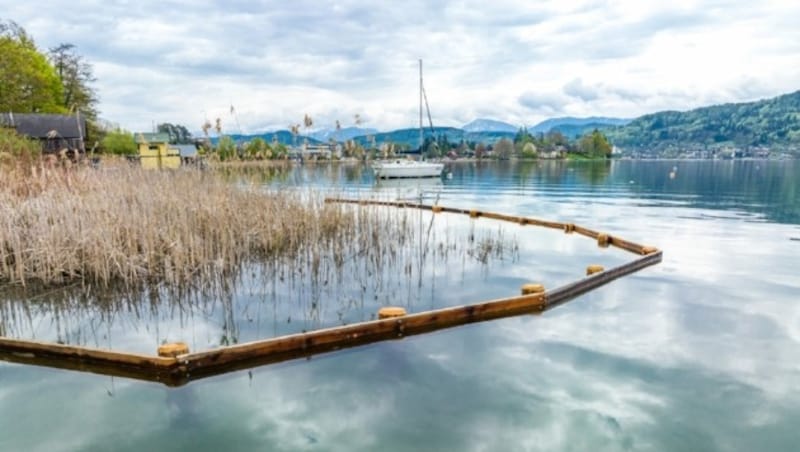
[101, 129, 136, 155]
[456, 140, 469, 156]
[578, 129, 612, 158]
[0, 127, 41, 161]
[216, 136, 237, 161]
[272, 143, 288, 159]
[0, 21, 64, 113]
[425, 140, 440, 158]
[520, 141, 538, 159]
[514, 127, 536, 156]
[244, 137, 271, 159]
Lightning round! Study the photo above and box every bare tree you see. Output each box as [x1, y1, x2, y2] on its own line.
[48, 43, 97, 119]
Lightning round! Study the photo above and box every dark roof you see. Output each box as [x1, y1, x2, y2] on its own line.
[173, 144, 198, 157]
[0, 113, 87, 139]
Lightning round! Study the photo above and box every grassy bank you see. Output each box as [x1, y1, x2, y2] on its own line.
[0, 163, 414, 287]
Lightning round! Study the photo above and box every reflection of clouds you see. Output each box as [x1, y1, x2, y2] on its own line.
[240, 374, 386, 450]
[0, 364, 155, 452]
[487, 203, 800, 407]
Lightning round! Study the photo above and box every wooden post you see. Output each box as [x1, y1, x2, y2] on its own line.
[521, 283, 545, 295]
[158, 342, 189, 357]
[378, 307, 407, 319]
[586, 264, 604, 275]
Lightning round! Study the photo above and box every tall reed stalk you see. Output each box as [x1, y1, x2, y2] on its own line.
[0, 164, 412, 287]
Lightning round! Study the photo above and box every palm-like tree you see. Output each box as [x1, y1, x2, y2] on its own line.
[289, 123, 300, 148]
[303, 114, 313, 149]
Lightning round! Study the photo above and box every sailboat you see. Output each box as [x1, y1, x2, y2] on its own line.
[372, 60, 445, 179]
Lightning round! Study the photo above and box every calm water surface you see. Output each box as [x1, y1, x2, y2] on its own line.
[1, 160, 799, 451]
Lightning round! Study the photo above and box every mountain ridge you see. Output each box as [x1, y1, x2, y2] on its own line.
[213, 90, 800, 152]
[309, 126, 378, 142]
[462, 118, 519, 133]
[604, 90, 800, 152]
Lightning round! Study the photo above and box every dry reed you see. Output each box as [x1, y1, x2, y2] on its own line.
[0, 163, 416, 287]
[0, 162, 523, 346]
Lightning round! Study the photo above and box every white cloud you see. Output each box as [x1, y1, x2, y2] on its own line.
[564, 78, 600, 101]
[3, 0, 799, 132]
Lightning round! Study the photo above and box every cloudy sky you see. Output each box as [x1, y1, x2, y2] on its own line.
[4, 0, 799, 133]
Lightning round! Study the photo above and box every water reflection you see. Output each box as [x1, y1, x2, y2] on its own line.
[2, 160, 798, 452]
[0, 206, 530, 354]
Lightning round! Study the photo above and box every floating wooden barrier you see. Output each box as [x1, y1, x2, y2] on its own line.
[323, 198, 653, 254]
[0, 198, 662, 387]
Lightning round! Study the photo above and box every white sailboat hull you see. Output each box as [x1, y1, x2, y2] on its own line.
[372, 160, 444, 179]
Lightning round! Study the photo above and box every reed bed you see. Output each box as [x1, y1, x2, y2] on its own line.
[0, 163, 420, 288]
[0, 161, 525, 347]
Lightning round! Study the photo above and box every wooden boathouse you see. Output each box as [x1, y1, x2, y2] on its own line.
[0, 112, 87, 158]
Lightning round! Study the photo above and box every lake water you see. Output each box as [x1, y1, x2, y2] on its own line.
[1, 160, 799, 451]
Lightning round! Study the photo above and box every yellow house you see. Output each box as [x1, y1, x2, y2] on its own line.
[135, 132, 181, 169]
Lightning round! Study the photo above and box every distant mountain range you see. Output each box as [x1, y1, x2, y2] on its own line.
[309, 126, 378, 142]
[352, 127, 515, 148]
[220, 130, 324, 146]
[529, 116, 632, 139]
[220, 117, 631, 148]
[214, 91, 799, 153]
[459, 117, 632, 136]
[462, 119, 519, 133]
[530, 116, 631, 132]
[219, 127, 516, 148]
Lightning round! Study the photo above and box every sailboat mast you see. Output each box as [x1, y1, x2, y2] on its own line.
[419, 59, 423, 152]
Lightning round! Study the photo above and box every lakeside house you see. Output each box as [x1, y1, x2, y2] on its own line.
[174, 144, 201, 165]
[0, 112, 87, 158]
[135, 132, 181, 169]
[290, 143, 336, 160]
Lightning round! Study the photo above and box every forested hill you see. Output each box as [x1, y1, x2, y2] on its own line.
[605, 90, 800, 152]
